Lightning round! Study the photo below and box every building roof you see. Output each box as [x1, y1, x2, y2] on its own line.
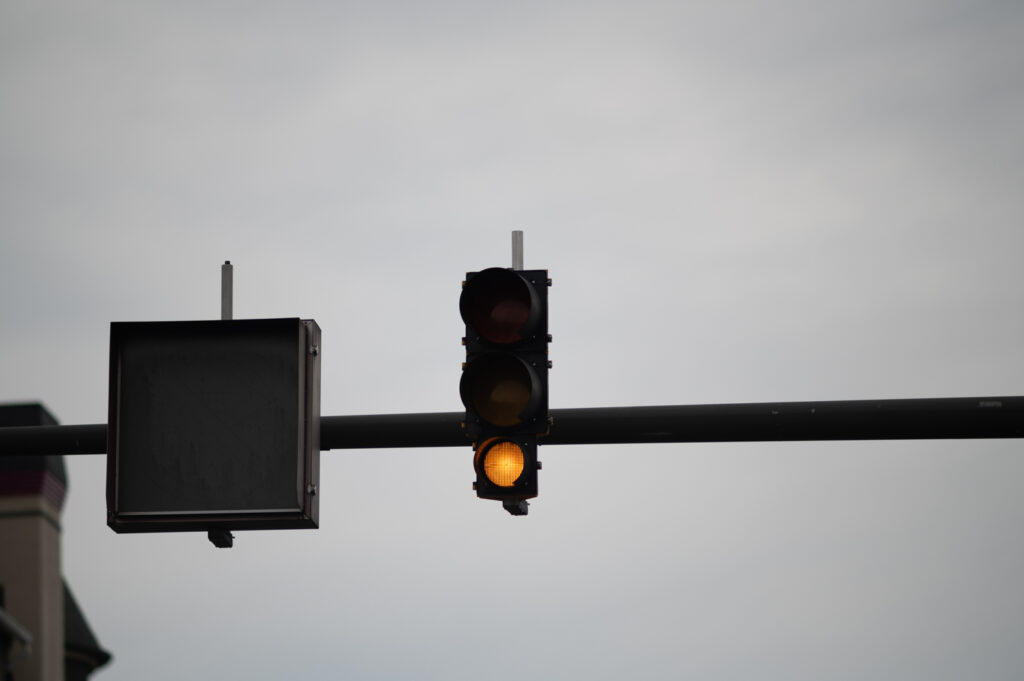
[63, 582, 111, 670]
[0, 402, 111, 675]
[0, 403, 66, 485]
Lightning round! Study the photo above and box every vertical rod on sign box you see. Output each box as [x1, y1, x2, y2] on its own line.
[221, 261, 233, 320]
[212, 260, 235, 548]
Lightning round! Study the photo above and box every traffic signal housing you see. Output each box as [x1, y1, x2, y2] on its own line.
[472, 437, 538, 509]
[460, 267, 550, 510]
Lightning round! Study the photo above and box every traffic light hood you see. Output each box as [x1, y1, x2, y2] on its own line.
[460, 267, 542, 345]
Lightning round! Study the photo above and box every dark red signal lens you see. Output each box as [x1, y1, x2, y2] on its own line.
[460, 268, 540, 345]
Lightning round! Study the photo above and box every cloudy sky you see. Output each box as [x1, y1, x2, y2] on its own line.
[2, 1, 1024, 679]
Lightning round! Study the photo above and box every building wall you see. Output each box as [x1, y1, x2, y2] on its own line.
[0, 492, 64, 681]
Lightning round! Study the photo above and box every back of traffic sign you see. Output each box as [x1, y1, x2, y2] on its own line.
[106, 318, 321, 533]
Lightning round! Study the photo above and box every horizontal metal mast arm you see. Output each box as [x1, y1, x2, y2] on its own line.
[0, 423, 108, 455]
[544, 396, 1024, 445]
[320, 412, 466, 449]
[1, 396, 1022, 456]
[323, 396, 1024, 449]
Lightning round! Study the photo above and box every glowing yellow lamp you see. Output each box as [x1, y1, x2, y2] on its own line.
[480, 440, 525, 487]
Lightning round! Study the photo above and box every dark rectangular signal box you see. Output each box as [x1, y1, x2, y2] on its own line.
[460, 268, 550, 439]
[106, 318, 321, 533]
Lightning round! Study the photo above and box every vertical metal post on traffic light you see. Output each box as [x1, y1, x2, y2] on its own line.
[460, 235, 550, 514]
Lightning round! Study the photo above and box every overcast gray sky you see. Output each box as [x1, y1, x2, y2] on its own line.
[2, 1, 1024, 679]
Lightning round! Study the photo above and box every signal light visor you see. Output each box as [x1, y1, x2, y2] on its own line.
[460, 268, 541, 345]
[460, 353, 541, 428]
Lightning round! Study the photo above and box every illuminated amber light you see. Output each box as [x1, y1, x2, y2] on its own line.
[481, 440, 525, 487]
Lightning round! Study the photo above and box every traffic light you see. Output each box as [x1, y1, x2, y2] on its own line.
[460, 267, 550, 513]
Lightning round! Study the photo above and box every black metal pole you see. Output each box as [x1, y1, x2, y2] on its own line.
[544, 397, 1024, 445]
[1, 396, 1022, 456]
[0, 423, 107, 455]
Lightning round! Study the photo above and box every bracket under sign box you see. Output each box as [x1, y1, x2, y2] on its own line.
[106, 318, 321, 533]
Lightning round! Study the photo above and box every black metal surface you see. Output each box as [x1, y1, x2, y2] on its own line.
[105, 318, 321, 533]
[502, 499, 529, 516]
[207, 529, 234, 548]
[545, 397, 1024, 444]
[2, 396, 1023, 456]
[0, 424, 107, 455]
[460, 268, 550, 440]
[320, 412, 467, 449]
[321, 397, 1024, 448]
